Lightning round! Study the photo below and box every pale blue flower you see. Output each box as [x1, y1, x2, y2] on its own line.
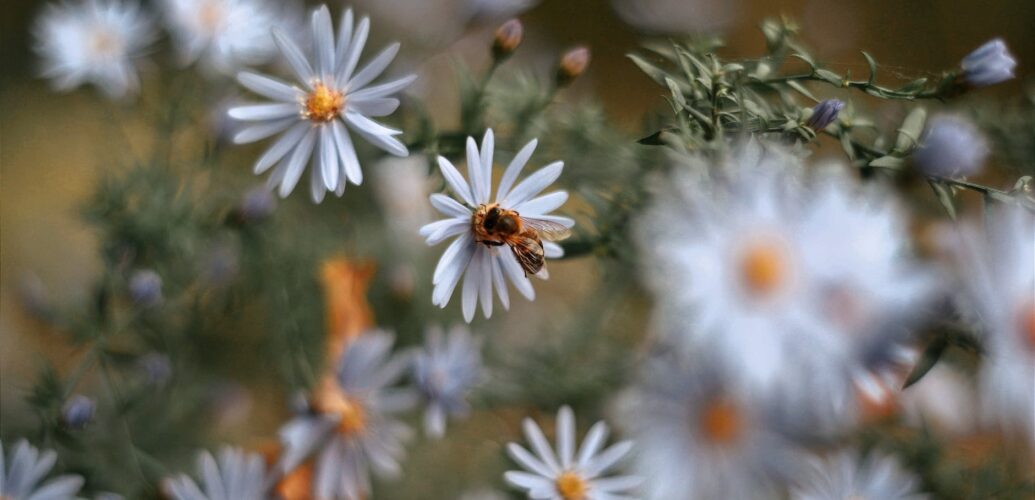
[164, 447, 268, 500]
[960, 38, 1016, 87]
[791, 450, 927, 500]
[413, 325, 483, 437]
[914, 115, 989, 178]
[0, 439, 84, 500]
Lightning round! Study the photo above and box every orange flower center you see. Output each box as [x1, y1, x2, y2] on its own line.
[303, 83, 345, 123]
[555, 471, 588, 500]
[312, 378, 367, 436]
[275, 462, 314, 500]
[1018, 302, 1035, 351]
[198, 2, 225, 32]
[89, 31, 121, 58]
[738, 240, 788, 297]
[698, 398, 743, 446]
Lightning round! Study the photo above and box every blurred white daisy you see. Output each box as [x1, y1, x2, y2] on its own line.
[33, 0, 154, 99]
[790, 450, 927, 500]
[413, 324, 484, 438]
[618, 352, 797, 500]
[0, 439, 84, 500]
[277, 331, 417, 499]
[949, 206, 1035, 445]
[419, 129, 574, 322]
[639, 143, 935, 395]
[164, 447, 268, 500]
[229, 5, 415, 202]
[160, 0, 283, 75]
[504, 406, 641, 500]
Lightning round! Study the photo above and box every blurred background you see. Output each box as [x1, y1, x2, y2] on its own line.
[1, 0, 1033, 497]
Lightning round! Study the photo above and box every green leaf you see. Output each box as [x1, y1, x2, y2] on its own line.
[896, 77, 929, 94]
[665, 77, 686, 109]
[627, 54, 670, 85]
[903, 336, 948, 389]
[789, 52, 816, 69]
[815, 69, 842, 85]
[929, 180, 957, 219]
[862, 51, 878, 85]
[869, 155, 905, 169]
[786, 81, 818, 101]
[894, 107, 926, 153]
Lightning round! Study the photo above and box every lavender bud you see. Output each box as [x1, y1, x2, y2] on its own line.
[129, 269, 163, 307]
[62, 394, 95, 428]
[138, 352, 172, 386]
[960, 38, 1017, 87]
[913, 115, 989, 178]
[492, 19, 523, 61]
[805, 99, 845, 130]
[556, 46, 590, 87]
[238, 186, 277, 222]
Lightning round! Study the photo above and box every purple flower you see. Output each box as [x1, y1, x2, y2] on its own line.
[961, 38, 1016, 87]
[62, 394, 96, 428]
[913, 115, 989, 178]
[129, 269, 163, 307]
[806, 99, 844, 130]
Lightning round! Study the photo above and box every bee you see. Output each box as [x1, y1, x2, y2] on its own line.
[472, 203, 571, 277]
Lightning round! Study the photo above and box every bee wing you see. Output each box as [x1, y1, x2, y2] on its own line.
[506, 236, 545, 277]
[519, 216, 572, 241]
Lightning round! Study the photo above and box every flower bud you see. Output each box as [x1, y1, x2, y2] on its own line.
[805, 99, 845, 130]
[960, 38, 1016, 88]
[138, 352, 172, 386]
[913, 115, 989, 178]
[129, 269, 163, 307]
[62, 394, 95, 429]
[555, 46, 590, 87]
[492, 19, 523, 61]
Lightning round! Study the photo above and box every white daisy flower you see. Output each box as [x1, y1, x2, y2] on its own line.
[413, 324, 484, 438]
[163, 447, 268, 500]
[504, 406, 641, 500]
[229, 5, 415, 202]
[33, 0, 154, 99]
[618, 352, 797, 500]
[160, 0, 283, 75]
[0, 439, 84, 500]
[949, 206, 1035, 445]
[639, 142, 936, 395]
[419, 129, 575, 322]
[277, 331, 417, 499]
[790, 450, 928, 500]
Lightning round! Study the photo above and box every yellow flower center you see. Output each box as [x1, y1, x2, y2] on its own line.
[555, 471, 588, 500]
[1018, 302, 1035, 351]
[738, 240, 788, 297]
[198, 1, 226, 33]
[303, 83, 345, 123]
[89, 31, 121, 58]
[275, 462, 314, 500]
[312, 377, 367, 436]
[698, 398, 743, 446]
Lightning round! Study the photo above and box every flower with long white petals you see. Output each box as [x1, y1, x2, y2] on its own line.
[229, 5, 415, 202]
[276, 331, 417, 499]
[949, 206, 1035, 446]
[164, 447, 268, 500]
[419, 129, 575, 322]
[0, 439, 84, 500]
[413, 324, 484, 438]
[161, 0, 283, 75]
[33, 0, 154, 99]
[791, 450, 928, 500]
[504, 406, 641, 500]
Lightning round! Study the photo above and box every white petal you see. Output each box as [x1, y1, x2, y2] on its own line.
[591, 475, 644, 493]
[336, 16, 369, 84]
[576, 422, 609, 467]
[319, 126, 339, 191]
[461, 250, 481, 322]
[335, 9, 354, 63]
[583, 441, 632, 478]
[330, 120, 363, 185]
[254, 122, 309, 174]
[228, 103, 298, 121]
[199, 452, 226, 500]
[502, 161, 564, 206]
[347, 74, 416, 101]
[523, 418, 561, 473]
[311, 6, 335, 78]
[233, 117, 297, 144]
[423, 219, 469, 245]
[310, 155, 327, 202]
[514, 191, 568, 217]
[543, 242, 564, 259]
[478, 247, 493, 318]
[490, 255, 510, 310]
[349, 97, 400, 117]
[505, 444, 554, 478]
[344, 112, 408, 156]
[500, 250, 535, 300]
[557, 406, 575, 469]
[504, 471, 555, 491]
[437, 156, 475, 206]
[348, 43, 399, 91]
[432, 234, 474, 307]
[531, 215, 576, 229]
[272, 28, 314, 89]
[466, 136, 487, 204]
[278, 128, 317, 197]
[479, 129, 494, 204]
[237, 72, 302, 102]
[496, 138, 537, 201]
[430, 193, 471, 218]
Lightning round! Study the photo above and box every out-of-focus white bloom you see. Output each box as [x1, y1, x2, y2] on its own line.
[611, 0, 736, 33]
[618, 352, 796, 499]
[790, 450, 928, 500]
[373, 155, 434, 247]
[949, 206, 1035, 445]
[164, 447, 268, 500]
[960, 38, 1017, 87]
[33, 0, 154, 99]
[913, 115, 989, 178]
[466, 0, 538, 20]
[639, 143, 936, 395]
[459, 488, 509, 500]
[0, 439, 84, 499]
[277, 331, 417, 499]
[504, 406, 641, 500]
[229, 5, 415, 202]
[419, 129, 574, 322]
[161, 0, 282, 75]
[413, 325, 483, 437]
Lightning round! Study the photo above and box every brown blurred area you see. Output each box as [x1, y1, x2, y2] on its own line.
[1, 0, 1032, 429]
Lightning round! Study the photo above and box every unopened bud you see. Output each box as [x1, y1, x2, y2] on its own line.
[129, 269, 163, 307]
[959, 38, 1016, 88]
[805, 99, 845, 130]
[556, 46, 590, 87]
[62, 394, 95, 428]
[492, 19, 523, 61]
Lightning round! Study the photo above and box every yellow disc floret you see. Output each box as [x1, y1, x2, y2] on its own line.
[303, 83, 345, 123]
[698, 397, 743, 446]
[738, 240, 788, 297]
[555, 471, 588, 500]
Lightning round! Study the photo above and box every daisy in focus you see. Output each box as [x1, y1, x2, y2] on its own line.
[638, 142, 935, 395]
[0, 439, 84, 500]
[160, 0, 284, 75]
[949, 206, 1035, 446]
[164, 447, 268, 500]
[277, 331, 416, 499]
[618, 351, 797, 500]
[413, 324, 484, 438]
[33, 0, 154, 99]
[420, 129, 575, 322]
[790, 450, 928, 500]
[504, 406, 641, 500]
[229, 5, 415, 202]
